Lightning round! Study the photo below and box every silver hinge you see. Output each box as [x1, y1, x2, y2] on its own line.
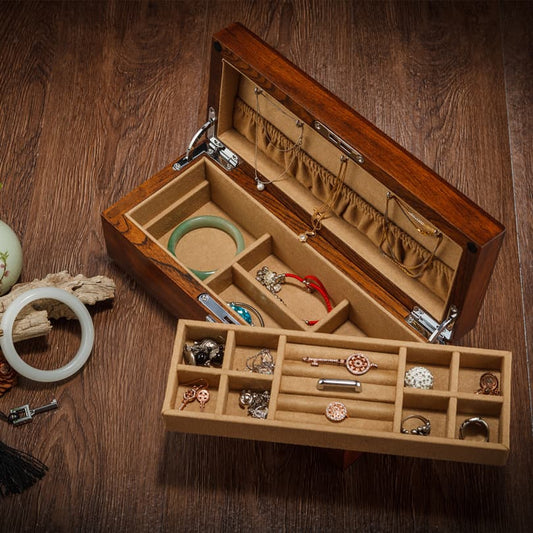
[173, 107, 239, 171]
[197, 293, 241, 325]
[405, 305, 458, 344]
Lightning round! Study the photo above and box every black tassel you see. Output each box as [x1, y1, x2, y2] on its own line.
[0, 439, 48, 496]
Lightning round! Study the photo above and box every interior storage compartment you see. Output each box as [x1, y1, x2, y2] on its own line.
[457, 351, 506, 395]
[126, 158, 420, 341]
[400, 393, 452, 439]
[162, 320, 512, 465]
[404, 345, 455, 391]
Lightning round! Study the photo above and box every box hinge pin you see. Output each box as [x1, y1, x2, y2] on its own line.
[173, 107, 239, 171]
[405, 305, 458, 344]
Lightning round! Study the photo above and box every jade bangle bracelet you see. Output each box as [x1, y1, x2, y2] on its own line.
[167, 215, 245, 280]
[0, 287, 94, 383]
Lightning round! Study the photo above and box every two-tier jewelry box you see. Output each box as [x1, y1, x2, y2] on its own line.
[102, 24, 511, 464]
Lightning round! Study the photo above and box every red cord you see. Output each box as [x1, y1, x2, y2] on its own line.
[283, 272, 333, 325]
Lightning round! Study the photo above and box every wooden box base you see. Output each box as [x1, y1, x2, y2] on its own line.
[109, 154, 422, 341]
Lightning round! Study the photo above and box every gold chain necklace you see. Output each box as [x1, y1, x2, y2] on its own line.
[299, 156, 348, 242]
[253, 88, 304, 191]
[380, 192, 443, 278]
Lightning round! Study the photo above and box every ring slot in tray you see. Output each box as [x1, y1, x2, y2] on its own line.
[162, 320, 511, 465]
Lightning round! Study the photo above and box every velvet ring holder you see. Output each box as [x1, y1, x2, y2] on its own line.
[0, 287, 95, 382]
[167, 215, 245, 280]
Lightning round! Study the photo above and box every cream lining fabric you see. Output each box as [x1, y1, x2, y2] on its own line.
[233, 97, 453, 301]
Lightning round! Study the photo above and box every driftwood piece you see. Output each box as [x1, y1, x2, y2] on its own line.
[0, 271, 115, 343]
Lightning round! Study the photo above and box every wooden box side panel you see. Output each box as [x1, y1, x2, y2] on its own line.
[101, 163, 209, 321]
[453, 233, 506, 339]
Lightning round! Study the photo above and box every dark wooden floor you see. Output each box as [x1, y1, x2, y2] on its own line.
[0, 1, 531, 531]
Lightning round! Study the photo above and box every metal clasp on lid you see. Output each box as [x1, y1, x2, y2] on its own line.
[173, 107, 239, 171]
[406, 305, 458, 344]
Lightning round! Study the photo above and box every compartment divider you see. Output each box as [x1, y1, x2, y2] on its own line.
[500, 353, 512, 445]
[393, 346, 408, 433]
[267, 335, 286, 419]
[309, 299, 352, 334]
[222, 330, 236, 371]
[216, 374, 229, 415]
[206, 234, 274, 292]
[235, 233, 273, 270]
[145, 181, 211, 238]
[232, 263, 305, 330]
[450, 351, 460, 392]
[447, 397, 457, 439]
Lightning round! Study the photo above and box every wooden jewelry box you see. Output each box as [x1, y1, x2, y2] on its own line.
[102, 24, 510, 464]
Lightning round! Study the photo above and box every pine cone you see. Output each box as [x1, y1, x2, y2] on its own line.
[0, 355, 17, 396]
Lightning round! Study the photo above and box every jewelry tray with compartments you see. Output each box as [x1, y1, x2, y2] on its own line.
[163, 320, 510, 465]
[101, 24, 511, 464]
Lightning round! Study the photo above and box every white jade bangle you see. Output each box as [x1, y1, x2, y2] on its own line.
[0, 287, 94, 382]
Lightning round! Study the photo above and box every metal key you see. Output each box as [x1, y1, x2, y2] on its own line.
[303, 357, 346, 367]
[302, 353, 378, 376]
[9, 399, 59, 426]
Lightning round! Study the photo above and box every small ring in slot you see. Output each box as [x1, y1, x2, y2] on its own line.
[401, 414, 431, 436]
[459, 417, 490, 442]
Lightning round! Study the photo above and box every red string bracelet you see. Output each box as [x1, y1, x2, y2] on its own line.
[255, 266, 333, 325]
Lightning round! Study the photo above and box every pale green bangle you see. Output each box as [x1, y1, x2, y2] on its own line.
[167, 215, 245, 280]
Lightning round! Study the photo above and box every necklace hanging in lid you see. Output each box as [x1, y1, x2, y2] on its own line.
[252, 87, 304, 191]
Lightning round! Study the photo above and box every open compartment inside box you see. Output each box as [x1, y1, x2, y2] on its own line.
[102, 23, 505, 344]
[162, 320, 511, 465]
[126, 156, 419, 340]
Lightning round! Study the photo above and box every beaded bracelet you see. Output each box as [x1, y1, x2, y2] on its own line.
[167, 215, 245, 280]
[255, 266, 333, 325]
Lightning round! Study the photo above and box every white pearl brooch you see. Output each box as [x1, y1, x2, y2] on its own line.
[404, 366, 434, 390]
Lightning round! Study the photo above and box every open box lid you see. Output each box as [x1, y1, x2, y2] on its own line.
[172, 23, 504, 342]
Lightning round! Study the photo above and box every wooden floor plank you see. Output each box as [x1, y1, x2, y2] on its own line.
[502, 1, 533, 429]
[0, 1, 531, 531]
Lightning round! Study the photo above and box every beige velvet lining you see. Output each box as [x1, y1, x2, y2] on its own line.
[233, 97, 454, 301]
